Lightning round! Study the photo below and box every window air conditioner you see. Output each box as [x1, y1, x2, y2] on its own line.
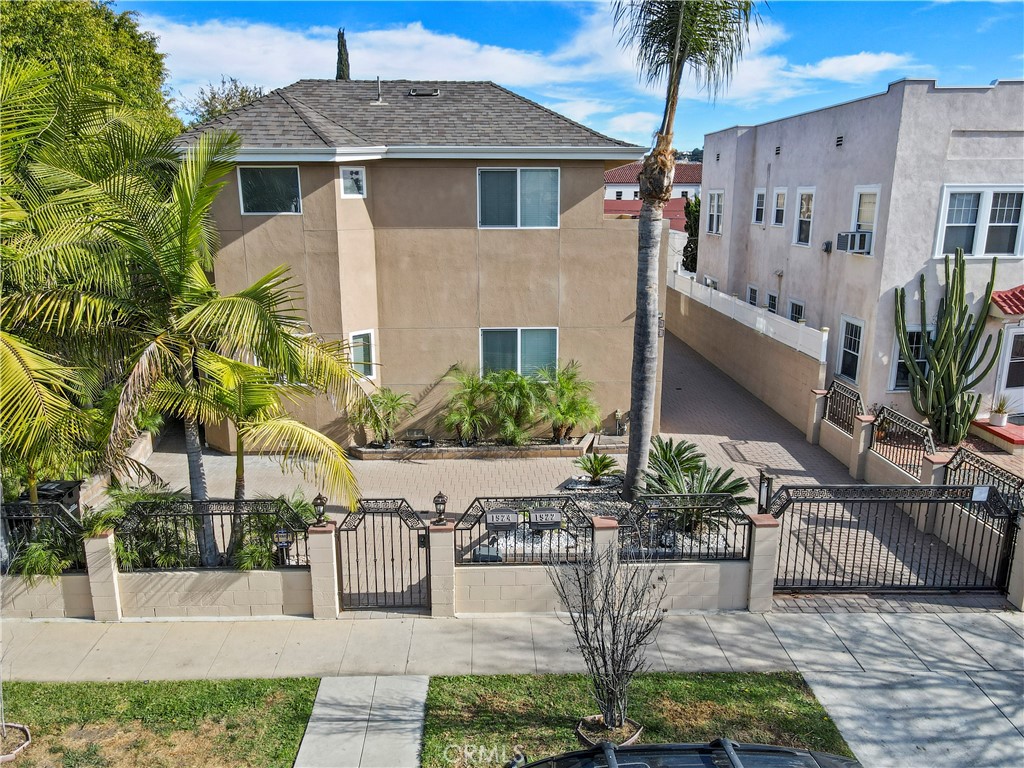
[836, 231, 872, 254]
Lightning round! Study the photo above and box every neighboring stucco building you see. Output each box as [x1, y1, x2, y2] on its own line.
[604, 161, 702, 201]
[697, 79, 1024, 419]
[178, 79, 663, 447]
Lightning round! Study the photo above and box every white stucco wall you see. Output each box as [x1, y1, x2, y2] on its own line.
[699, 79, 1024, 416]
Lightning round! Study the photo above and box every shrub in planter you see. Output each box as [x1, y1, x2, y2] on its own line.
[350, 387, 415, 446]
[440, 366, 490, 445]
[644, 436, 755, 508]
[539, 361, 600, 443]
[574, 453, 623, 485]
[483, 370, 543, 446]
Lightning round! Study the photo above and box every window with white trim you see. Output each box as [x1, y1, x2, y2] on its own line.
[772, 189, 786, 226]
[340, 167, 367, 198]
[633, 191, 640, 200]
[752, 189, 766, 224]
[707, 191, 723, 235]
[938, 186, 1024, 257]
[238, 166, 301, 214]
[788, 300, 805, 323]
[615, 191, 623, 200]
[795, 188, 814, 245]
[838, 317, 865, 382]
[480, 328, 557, 376]
[349, 330, 375, 379]
[851, 185, 879, 255]
[478, 168, 559, 228]
[766, 292, 778, 314]
[891, 328, 932, 391]
[746, 285, 758, 306]
[704, 275, 719, 291]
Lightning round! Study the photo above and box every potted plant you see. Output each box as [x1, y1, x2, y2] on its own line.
[440, 366, 490, 446]
[573, 453, 623, 486]
[539, 361, 600, 444]
[990, 395, 1010, 427]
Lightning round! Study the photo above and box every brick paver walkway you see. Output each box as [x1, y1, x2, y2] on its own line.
[773, 592, 1013, 614]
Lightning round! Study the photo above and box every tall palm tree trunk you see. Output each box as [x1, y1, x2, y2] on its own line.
[181, 351, 218, 565]
[623, 146, 675, 500]
[228, 433, 246, 560]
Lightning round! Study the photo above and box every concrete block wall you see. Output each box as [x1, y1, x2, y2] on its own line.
[819, 420, 854, 467]
[641, 561, 750, 612]
[455, 565, 562, 614]
[117, 569, 313, 618]
[864, 450, 919, 485]
[0, 573, 94, 619]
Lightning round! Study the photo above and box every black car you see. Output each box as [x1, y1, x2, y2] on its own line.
[519, 738, 861, 768]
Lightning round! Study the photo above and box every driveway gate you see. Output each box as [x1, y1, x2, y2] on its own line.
[336, 499, 430, 609]
[765, 483, 1018, 592]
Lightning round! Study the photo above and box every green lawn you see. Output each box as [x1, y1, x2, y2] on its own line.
[2, 679, 319, 768]
[423, 673, 853, 767]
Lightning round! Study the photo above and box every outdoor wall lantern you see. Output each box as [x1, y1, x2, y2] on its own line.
[432, 491, 448, 525]
[658, 312, 665, 338]
[312, 493, 328, 525]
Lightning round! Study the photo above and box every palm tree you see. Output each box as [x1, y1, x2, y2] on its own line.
[613, 0, 757, 499]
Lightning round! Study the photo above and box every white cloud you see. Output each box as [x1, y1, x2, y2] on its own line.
[604, 111, 662, 145]
[790, 52, 915, 84]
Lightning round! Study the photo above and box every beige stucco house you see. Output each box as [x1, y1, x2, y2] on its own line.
[179, 79, 663, 447]
[697, 79, 1024, 419]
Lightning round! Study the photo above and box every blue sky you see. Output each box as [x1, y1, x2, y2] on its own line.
[116, 1, 1024, 149]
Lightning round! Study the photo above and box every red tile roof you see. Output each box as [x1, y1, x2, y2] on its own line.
[603, 197, 689, 231]
[604, 161, 702, 185]
[992, 285, 1024, 316]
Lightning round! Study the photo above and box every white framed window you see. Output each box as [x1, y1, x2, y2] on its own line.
[772, 188, 786, 226]
[633, 191, 640, 200]
[752, 188, 766, 225]
[838, 316, 865, 383]
[890, 327, 933, 392]
[340, 167, 367, 198]
[703, 275, 719, 291]
[615, 191, 623, 200]
[936, 185, 1024, 258]
[850, 185, 880, 255]
[478, 168, 559, 229]
[788, 300, 805, 323]
[480, 327, 557, 376]
[349, 330, 376, 379]
[238, 166, 302, 215]
[746, 285, 759, 306]
[794, 187, 815, 246]
[707, 191, 723, 235]
[766, 292, 778, 314]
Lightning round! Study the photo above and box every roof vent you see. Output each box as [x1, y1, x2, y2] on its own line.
[775, 145, 781, 156]
[408, 88, 440, 97]
[371, 76, 386, 105]
[835, 135, 844, 148]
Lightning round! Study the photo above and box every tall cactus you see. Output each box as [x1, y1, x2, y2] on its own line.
[894, 248, 1003, 445]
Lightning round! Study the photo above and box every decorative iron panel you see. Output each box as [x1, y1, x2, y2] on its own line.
[1, 501, 86, 574]
[617, 494, 751, 561]
[944, 448, 1024, 514]
[869, 406, 936, 477]
[455, 496, 592, 565]
[822, 380, 865, 435]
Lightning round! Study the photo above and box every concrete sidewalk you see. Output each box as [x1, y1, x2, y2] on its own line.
[3, 611, 1022, 767]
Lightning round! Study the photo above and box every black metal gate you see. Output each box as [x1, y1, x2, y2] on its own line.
[336, 499, 430, 609]
[766, 483, 1018, 592]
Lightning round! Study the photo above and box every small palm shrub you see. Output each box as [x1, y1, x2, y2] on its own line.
[574, 453, 623, 485]
[8, 540, 74, 585]
[644, 436, 754, 505]
[440, 366, 490, 444]
[539, 361, 600, 443]
[483, 369, 543, 446]
[351, 387, 415, 445]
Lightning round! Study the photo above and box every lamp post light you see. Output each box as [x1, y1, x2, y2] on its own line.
[432, 491, 448, 526]
[312, 493, 328, 526]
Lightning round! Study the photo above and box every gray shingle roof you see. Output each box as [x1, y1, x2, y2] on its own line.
[178, 80, 637, 149]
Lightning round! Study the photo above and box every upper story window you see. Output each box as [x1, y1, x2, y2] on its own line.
[773, 189, 786, 226]
[707, 191, 724, 235]
[704, 275, 719, 291]
[788, 300, 805, 323]
[340, 167, 367, 198]
[746, 285, 759, 306]
[478, 168, 559, 229]
[795, 188, 814, 246]
[615, 191, 623, 200]
[349, 330, 375, 379]
[838, 316, 864, 383]
[633, 191, 640, 200]
[891, 328, 932, 392]
[481, 328, 557, 376]
[850, 185, 879, 256]
[938, 186, 1024, 258]
[766, 292, 778, 314]
[238, 166, 301, 215]
[752, 189, 766, 225]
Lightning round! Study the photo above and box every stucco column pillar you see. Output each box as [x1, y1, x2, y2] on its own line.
[308, 522, 339, 619]
[591, 516, 619, 562]
[849, 415, 875, 480]
[428, 522, 456, 618]
[1006, 516, 1024, 611]
[84, 531, 121, 622]
[747, 514, 780, 613]
[806, 389, 829, 445]
[920, 453, 950, 486]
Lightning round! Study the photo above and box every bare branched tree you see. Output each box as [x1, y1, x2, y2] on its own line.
[546, 543, 667, 729]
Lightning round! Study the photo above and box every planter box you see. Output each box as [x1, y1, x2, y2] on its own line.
[349, 438, 590, 461]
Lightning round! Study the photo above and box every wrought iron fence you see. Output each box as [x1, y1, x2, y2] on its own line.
[944, 448, 1024, 514]
[769, 484, 1018, 592]
[869, 406, 936, 477]
[823, 380, 865, 435]
[454, 496, 593, 565]
[616, 494, 751, 561]
[116, 499, 312, 570]
[0, 501, 86, 574]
